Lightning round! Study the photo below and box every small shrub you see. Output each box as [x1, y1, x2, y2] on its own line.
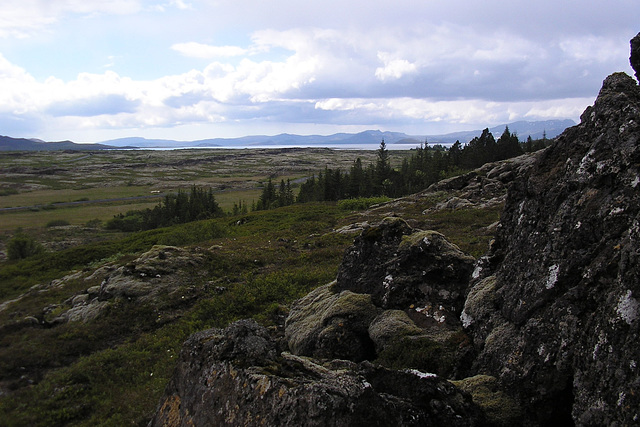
[7, 233, 45, 260]
[157, 221, 227, 246]
[106, 212, 144, 232]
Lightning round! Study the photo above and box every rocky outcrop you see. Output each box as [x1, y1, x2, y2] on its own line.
[422, 153, 541, 213]
[335, 217, 475, 315]
[285, 218, 477, 377]
[462, 70, 640, 424]
[1, 245, 209, 328]
[151, 219, 488, 426]
[150, 319, 487, 427]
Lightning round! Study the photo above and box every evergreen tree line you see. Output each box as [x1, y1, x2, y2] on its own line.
[104, 127, 553, 229]
[254, 178, 295, 211]
[106, 186, 224, 232]
[292, 127, 550, 204]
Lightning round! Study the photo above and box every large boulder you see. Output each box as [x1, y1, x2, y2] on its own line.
[335, 217, 475, 315]
[463, 69, 640, 425]
[285, 219, 477, 377]
[150, 319, 488, 427]
[285, 283, 379, 361]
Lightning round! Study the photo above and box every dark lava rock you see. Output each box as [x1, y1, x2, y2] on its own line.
[462, 69, 640, 425]
[335, 217, 475, 314]
[150, 319, 487, 427]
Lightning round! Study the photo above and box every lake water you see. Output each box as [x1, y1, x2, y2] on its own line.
[141, 142, 454, 151]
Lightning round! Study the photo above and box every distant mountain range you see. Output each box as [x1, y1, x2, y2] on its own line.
[0, 135, 123, 151]
[99, 119, 576, 148]
[1, 119, 575, 151]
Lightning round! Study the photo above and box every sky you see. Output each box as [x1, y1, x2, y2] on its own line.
[0, 0, 637, 143]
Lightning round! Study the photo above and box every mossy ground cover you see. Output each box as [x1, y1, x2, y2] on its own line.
[0, 202, 353, 426]
[0, 186, 159, 209]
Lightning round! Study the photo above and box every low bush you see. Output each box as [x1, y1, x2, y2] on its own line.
[337, 196, 391, 211]
[6, 232, 45, 260]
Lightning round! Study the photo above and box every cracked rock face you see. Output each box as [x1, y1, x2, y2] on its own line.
[463, 70, 640, 425]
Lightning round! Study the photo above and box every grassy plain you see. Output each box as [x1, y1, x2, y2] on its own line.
[0, 148, 410, 232]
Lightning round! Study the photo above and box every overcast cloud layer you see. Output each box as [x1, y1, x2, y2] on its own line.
[0, 0, 637, 142]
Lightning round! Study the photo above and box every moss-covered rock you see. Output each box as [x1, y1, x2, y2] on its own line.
[285, 283, 379, 361]
[368, 310, 422, 352]
[336, 219, 475, 313]
[451, 375, 523, 427]
[151, 320, 488, 427]
[460, 275, 498, 330]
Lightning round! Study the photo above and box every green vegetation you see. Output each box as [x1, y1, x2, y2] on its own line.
[451, 375, 524, 427]
[6, 231, 45, 260]
[254, 178, 295, 210]
[294, 128, 545, 204]
[337, 196, 391, 211]
[0, 202, 350, 426]
[105, 186, 224, 232]
[0, 188, 18, 197]
[0, 139, 519, 425]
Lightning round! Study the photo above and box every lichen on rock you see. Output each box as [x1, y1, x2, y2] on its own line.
[462, 41, 640, 426]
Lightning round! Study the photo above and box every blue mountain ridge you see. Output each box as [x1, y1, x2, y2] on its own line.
[0, 119, 575, 151]
[100, 120, 575, 148]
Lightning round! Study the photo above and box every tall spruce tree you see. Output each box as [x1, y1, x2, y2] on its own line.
[375, 139, 391, 195]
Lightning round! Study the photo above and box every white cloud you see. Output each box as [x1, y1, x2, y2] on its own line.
[559, 35, 627, 63]
[171, 42, 247, 59]
[375, 52, 417, 81]
[0, 53, 39, 113]
[315, 97, 592, 127]
[167, 0, 192, 10]
[50, 0, 142, 15]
